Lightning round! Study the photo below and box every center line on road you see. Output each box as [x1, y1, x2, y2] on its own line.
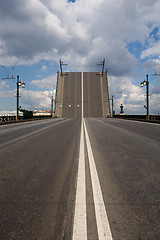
[73, 72, 87, 240]
[84, 120, 113, 240]
[72, 119, 87, 240]
[81, 72, 84, 119]
[73, 71, 113, 239]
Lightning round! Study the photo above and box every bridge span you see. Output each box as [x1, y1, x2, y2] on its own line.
[55, 72, 110, 118]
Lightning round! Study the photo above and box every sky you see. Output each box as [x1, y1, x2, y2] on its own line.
[0, 0, 160, 114]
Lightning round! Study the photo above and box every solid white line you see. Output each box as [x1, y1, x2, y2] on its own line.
[73, 71, 112, 239]
[84, 120, 113, 240]
[72, 120, 87, 240]
[72, 72, 87, 240]
[81, 72, 84, 119]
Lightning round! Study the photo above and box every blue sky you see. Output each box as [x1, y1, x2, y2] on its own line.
[0, 0, 160, 114]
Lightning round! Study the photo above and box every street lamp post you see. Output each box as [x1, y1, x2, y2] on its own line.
[140, 74, 149, 120]
[51, 96, 55, 117]
[16, 75, 25, 120]
[110, 96, 114, 117]
[97, 59, 105, 76]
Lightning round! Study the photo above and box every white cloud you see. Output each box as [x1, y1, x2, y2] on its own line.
[20, 89, 56, 110]
[0, 90, 15, 99]
[150, 93, 160, 114]
[41, 65, 47, 71]
[0, 80, 10, 90]
[0, 0, 160, 113]
[0, 0, 159, 72]
[0, 87, 56, 110]
[108, 75, 146, 114]
[22, 90, 50, 109]
[30, 75, 57, 89]
[151, 83, 160, 94]
[141, 41, 160, 59]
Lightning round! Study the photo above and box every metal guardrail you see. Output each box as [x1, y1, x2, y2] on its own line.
[0, 116, 54, 125]
[113, 115, 160, 124]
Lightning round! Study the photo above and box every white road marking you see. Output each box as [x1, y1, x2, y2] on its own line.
[81, 72, 84, 119]
[72, 119, 87, 240]
[73, 71, 113, 239]
[0, 119, 71, 147]
[73, 72, 87, 240]
[84, 120, 113, 240]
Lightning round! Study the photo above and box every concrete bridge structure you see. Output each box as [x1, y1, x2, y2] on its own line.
[55, 72, 110, 118]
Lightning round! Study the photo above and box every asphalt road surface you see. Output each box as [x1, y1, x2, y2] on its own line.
[62, 72, 82, 118]
[0, 118, 160, 239]
[55, 72, 110, 118]
[0, 118, 69, 147]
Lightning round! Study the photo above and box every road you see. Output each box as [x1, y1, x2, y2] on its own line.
[62, 72, 82, 118]
[0, 119, 69, 147]
[55, 72, 110, 118]
[0, 118, 160, 239]
[0, 118, 80, 240]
